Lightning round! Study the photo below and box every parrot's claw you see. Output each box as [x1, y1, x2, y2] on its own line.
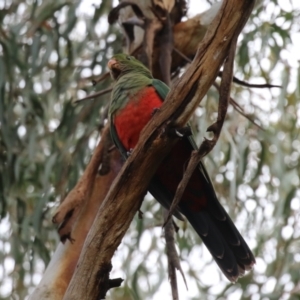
[151, 107, 160, 116]
[175, 130, 184, 137]
[169, 126, 192, 138]
[126, 148, 134, 156]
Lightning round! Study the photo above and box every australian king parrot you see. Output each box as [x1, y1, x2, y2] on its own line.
[108, 53, 255, 282]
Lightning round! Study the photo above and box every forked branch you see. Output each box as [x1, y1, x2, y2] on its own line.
[164, 210, 188, 300]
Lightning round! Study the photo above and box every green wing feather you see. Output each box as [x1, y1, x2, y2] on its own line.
[110, 119, 128, 159]
[152, 79, 169, 101]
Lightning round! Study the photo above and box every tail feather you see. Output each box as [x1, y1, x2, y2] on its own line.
[209, 203, 255, 266]
[147, 138, 255, 281]
[180, 203, 255, 282]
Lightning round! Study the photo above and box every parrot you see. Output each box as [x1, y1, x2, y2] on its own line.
[107, 53, 255, 282]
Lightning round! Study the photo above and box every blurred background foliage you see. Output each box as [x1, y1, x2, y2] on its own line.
[0, 0, 299, 299]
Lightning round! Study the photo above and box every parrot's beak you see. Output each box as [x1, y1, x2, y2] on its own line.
[107, 58, 117, 70]
[108, 58, 121, 80]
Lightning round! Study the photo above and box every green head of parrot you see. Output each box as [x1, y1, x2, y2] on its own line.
[107, 54, 152, 81]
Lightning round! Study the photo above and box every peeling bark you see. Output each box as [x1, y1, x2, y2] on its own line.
[52, 126, 112, 242]
[29, 129, 123, 300]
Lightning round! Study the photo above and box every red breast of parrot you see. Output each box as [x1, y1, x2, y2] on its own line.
[108, 53, 255, 282]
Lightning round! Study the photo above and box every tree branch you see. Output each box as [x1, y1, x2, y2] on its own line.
[164, 210, 187, 300]
[29, 132, 123, 300]
[63, 1, 255, 299]
[74, 87, 112, 104]
[213, 82, 264, 130]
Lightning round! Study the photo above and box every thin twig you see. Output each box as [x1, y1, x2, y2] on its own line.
[173, 47, 192, 64]
[175, 45, 264, 130]
[213, 82, 264, 130]
[74, 87, 112, 103]
[173, 46, 281, 89]
[76, 50, 280, 106]
[218, 71, 282, 88]
[164, 210, 188, 300]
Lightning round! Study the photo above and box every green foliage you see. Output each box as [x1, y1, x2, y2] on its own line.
[0, 0, 119, 298]
[0, 0, 300, 299]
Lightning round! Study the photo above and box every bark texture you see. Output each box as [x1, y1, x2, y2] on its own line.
[29, 128, 123, 300]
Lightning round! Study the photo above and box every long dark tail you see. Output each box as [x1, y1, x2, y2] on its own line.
[150, 138, 255, 281]
[180, 200, 255, 282]
[149, 139, 255, 282]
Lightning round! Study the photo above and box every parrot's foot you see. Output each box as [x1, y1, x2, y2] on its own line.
[168, 126, 192, 138]
[126, 148, 134, 156]
[151, 107, 160, 116]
